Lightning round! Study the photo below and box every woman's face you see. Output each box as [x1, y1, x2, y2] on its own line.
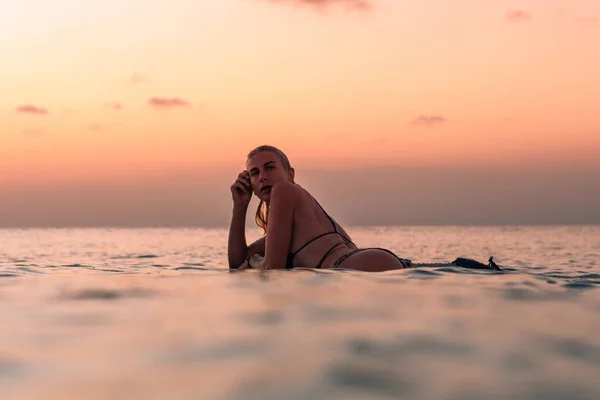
[246, 151, 294, 203]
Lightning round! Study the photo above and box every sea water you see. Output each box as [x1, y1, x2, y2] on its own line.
[1, 226, 599, 399]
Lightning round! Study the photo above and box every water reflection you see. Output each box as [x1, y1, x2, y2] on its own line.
[0, 227, 598, 399]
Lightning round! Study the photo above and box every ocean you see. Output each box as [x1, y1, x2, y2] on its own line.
[1, 226, 599, 399]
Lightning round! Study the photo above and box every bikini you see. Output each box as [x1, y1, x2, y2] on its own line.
[332, 247, 412, 269]
[287, 199, 412, 269]
[286, 199, 353, 269]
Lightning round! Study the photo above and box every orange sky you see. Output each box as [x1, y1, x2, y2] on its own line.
[2, 0, 599, 181]
[1, 1, 600, 226]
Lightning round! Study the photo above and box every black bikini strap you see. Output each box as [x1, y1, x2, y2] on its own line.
[313, 199, 354, 244]
[289, 231, 337, 257]
[315, 242, 346, 269]
[289, 197, 353, 261]
[313, 199, 338, 233]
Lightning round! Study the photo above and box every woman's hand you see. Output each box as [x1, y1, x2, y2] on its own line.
[236, 258, 250, 269]
[236, 253, 264, 270]
[248, 253, 265, 270]
[230, 170, 252, 208]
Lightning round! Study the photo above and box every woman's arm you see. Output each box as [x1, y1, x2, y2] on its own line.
[228, 171, 259, 269]
[227, 205, 250, 269]
[227, 205, 266, 269]
[258, 183, 296, 270]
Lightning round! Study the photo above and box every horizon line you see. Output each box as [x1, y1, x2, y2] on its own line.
[1, 223, 598, 229]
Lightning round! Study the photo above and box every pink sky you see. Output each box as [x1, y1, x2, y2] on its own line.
[1, 0, 599, 225]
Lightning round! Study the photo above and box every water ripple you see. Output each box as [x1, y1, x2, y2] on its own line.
[160, 339, 268, 365]
[173, 266, 209, 271]
[59, 287, 154, 301]
[324, 361, 414, 396]
[544, 337, 600, 366]
[563, 282, 598, 290]
[0, 358, 22, 378]
[501, 287, 575, 301]
[347, 335, 475, 359]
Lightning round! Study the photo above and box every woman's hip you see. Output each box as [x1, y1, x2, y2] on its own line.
[331, 247, 411, 271]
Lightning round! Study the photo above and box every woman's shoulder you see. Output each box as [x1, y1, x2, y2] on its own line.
[271, 182, 311, 203]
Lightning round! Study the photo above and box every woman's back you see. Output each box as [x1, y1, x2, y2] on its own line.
[286, 184, 354, 269]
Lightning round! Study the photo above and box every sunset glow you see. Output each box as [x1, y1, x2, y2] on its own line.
[2, 0, 599, 225]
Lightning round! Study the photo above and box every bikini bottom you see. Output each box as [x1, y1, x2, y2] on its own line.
[332, 248, 412, 269]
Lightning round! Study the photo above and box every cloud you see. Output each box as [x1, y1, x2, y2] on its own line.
[16, 105, 48, 115]
[128, 73, 149, 84]
[148, 97, 191, 109]
[410, 115, 447, 126]
[506, 10, 532, 22]
[263, 0, 373, 11]
[104, 102, 123, 111]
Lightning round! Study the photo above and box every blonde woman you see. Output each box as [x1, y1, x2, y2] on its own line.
[227, 145, 412, 271]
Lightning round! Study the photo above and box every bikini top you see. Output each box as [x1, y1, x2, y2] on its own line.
[286, 199, 354, 268]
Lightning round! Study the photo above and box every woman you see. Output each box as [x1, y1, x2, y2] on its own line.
[227, 145, 412, 272]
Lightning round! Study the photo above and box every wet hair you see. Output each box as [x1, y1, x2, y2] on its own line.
[246, 145, 292, 234]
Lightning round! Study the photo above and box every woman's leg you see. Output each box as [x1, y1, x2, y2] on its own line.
[334, 248, 410, 272]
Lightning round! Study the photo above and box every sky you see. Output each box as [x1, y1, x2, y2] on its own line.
[1, 0, 599, 226]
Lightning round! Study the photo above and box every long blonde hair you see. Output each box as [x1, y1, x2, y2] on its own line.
[246, 145, 292, 234]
